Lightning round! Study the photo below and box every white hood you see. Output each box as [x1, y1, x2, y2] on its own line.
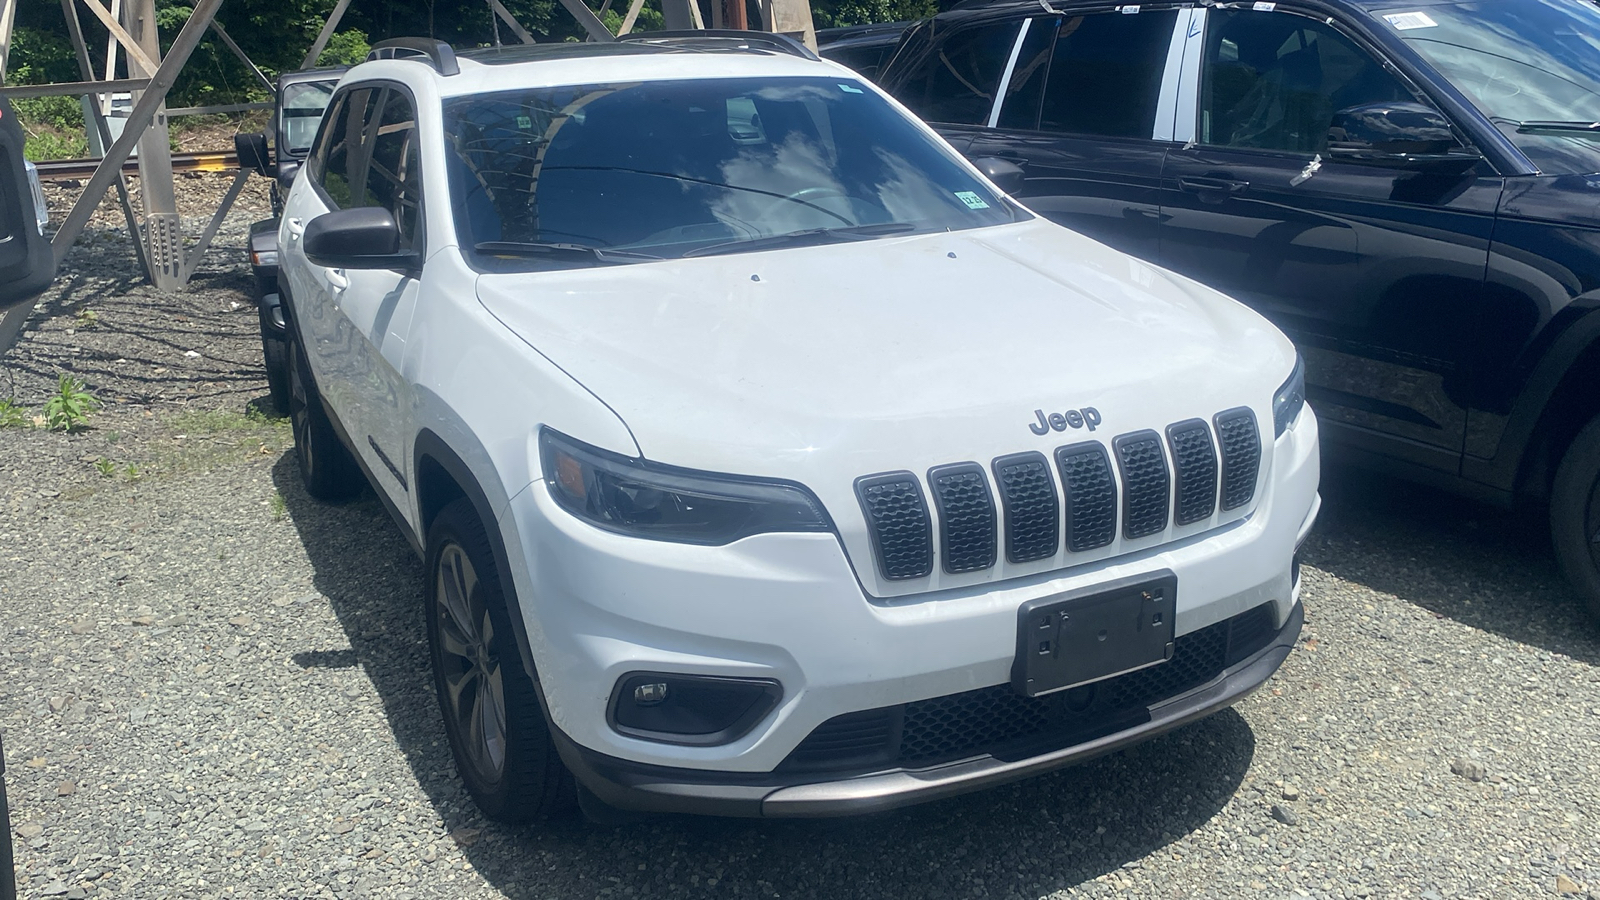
[477, 219, 1296, 596]
[477, 219, 1292, 471]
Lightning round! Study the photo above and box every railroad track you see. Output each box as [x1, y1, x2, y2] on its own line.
[34, 150, 240, 180]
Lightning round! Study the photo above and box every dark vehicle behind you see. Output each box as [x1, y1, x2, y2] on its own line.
[879, 0, 1600, 621]
[235, 67, 346, 414]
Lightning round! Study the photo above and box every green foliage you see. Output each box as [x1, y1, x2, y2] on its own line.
[23, 130, 89, 163]
[270, 491, 288, 521]
[43, 375, 100, 432]
[2, 27, 78, 86]
[812, 0, 935, 28]
[0, 398, 29, 429]
[94, 457, 117, 478]
[318, 30, 373, 66]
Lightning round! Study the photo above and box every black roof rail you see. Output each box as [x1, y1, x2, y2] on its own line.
[366, 38, 460, 76]
[617, 30, 821, 61]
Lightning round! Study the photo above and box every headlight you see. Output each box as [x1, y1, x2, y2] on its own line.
[1273, 353, 1306, 438]
[539, 428, 832, 545]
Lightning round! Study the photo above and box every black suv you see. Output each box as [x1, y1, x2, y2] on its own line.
[235, 66, 346, 413]
[880, 0, 1600, 620]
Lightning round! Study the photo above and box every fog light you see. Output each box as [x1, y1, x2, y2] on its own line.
[610, 672, 781, 747]
[633, 682, 669, 705]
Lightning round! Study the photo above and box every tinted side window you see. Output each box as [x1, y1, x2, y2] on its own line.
[318, 86, 380, 209]
[1200, 11, 1412, 152]
[890, 21, 1021, 126]
[366, 89, 422, 249]
[995, 18, 1058, 130]
[1034, 11, 1178, 138]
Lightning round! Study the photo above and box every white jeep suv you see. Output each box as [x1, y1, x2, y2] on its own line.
[277, 33, 1320, 821]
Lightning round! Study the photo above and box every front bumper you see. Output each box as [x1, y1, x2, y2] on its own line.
[553, 599, 1302, 817]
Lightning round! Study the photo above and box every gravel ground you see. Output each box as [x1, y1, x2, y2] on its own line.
[1, 178, 1597, 900]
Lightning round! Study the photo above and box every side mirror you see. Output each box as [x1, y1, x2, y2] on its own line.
[277, 160, 301, 193]
[0, 98, 57, 314]
[970, 156, 1027, 196]
[234, 131, 272, 176]
[303, 207, 416, 270]
[1327, 101, 1481, 169]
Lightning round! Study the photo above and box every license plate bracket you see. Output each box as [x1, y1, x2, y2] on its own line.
[1012, 572, 1178, 698]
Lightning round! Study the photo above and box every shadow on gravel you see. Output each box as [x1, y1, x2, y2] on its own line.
[270, 452, 1259, 899]
[1303, 462, 1600, 663]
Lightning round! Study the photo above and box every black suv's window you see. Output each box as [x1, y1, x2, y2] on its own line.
[280, 81, 336, 157]
[890, 21, 1021, 126]
[445, 77, 1023, 267]
[999, 11, 1178, 138]
[365, 89, 422, 249]
[1200, 10, 1411, 153]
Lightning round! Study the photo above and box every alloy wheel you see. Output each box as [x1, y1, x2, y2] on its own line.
[434, 542, 509, 783]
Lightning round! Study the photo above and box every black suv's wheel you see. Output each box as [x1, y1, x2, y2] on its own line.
[260, 326, 291, 416]
[426, 499, 574, 822]
[287, 335, 362, 501]
[1551, 415, 1600, 622]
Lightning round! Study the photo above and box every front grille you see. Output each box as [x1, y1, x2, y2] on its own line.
[856, 408, 1262, 583]
[928, 463, 997, 574]
[1167, 419, 1219, 526]
[785, 603, 1282, 771]
[1215, 408, 1261, 511]
[992, 452, 1060, 563]
[855, 473, 933, 580]
[1056, 442, 1117, 552]
[1114, 431, 1171, 539]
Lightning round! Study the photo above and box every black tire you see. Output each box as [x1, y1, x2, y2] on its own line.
[1550, 414, 1600, 623]
[426, 499, 574, 822]
[287, 334, 362, 501]
[260, 328, 291, 416]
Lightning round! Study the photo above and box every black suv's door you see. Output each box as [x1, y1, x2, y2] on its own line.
[963, 8, 1183, 261]
[1159, 7, 1503, 472]
[0, 98, 55, 314]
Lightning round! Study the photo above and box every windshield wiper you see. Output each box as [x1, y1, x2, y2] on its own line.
[681, 223, 918, 259]
[1509, 120, 1600, 137]
[474, 241, 662, 263]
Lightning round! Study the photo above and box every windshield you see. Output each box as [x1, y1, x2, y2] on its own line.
[281, 81, 336, 157]
[1384, 0, 1600, 173]
[443, 77, 1021, 267]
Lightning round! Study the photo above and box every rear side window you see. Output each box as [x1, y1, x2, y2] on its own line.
[890, 21, 1022, 126]
[1046, 11, 1178, 137]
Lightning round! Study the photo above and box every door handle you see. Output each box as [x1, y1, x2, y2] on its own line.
[286, 218, 305, 242]
[326, 268, 349, 293]
[1178, 176, 1249, 196]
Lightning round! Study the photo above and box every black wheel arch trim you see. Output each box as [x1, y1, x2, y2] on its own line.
[1465, 301, 1600, 494]
[413, 429, 544, 695]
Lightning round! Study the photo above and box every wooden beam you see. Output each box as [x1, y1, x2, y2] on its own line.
[0, 78, 149, 99]
[76, 0, 160, 75]
[51, 0, 225, 267]
[487, 0, 537, 44]
[617, 0, 647, 34]
[554, 0, 616, 41]
[300, 0, 353, 70]
[0, 0, 18, 85]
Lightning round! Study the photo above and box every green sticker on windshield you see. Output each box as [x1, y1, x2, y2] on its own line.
[955, 191, 990, 210]
[517, 115, 533, 129]
[839, 83, 864, 94]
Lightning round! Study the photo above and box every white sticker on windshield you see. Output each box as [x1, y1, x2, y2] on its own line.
[955, 191, 991, 209]
[1252, 2, 1275, 10]
[1383, 11, 1437, 29]
[839, 83, 864, 94]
